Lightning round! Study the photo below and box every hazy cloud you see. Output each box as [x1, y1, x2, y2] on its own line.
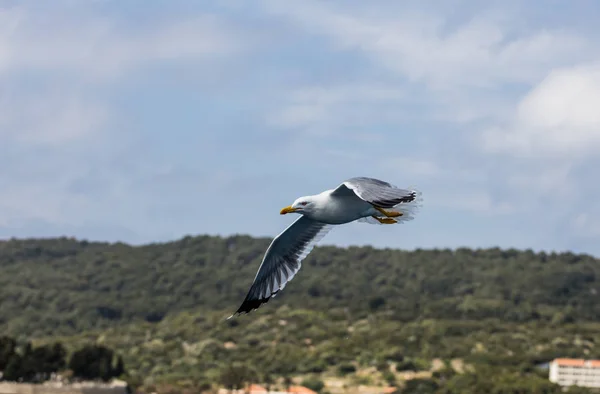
[262, 0, 590, 90]
[1, 0, 599, 256]
[0, 3, 247, 79]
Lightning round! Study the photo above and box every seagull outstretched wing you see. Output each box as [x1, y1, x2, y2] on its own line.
[228, 215, 332, 318]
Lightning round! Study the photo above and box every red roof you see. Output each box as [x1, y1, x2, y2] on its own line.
[287, 386, 318, 394]
[248, 384, 268, 393]
[554, 358, 600, 367]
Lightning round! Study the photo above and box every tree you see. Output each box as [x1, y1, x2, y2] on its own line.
[218, 363, 255, 393]
[3, 354, 26, 382]
[3, 344, 37, 383]
[113, 355, 125, 377]
[0, 336, 16, 371]
[29, 342, 67, 380]
[0, 340, 66, 383]
[68, 344, 122, 381]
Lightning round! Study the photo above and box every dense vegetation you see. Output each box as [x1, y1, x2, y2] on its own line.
[1, 235, 599, 393]
[0, 337, 124, 383]
[1, 236, 598, 337]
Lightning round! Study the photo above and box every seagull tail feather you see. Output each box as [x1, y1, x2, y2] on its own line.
[390, 187, 423, 224]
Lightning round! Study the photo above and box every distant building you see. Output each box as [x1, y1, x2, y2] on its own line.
[549, 358, 600, 388]
[248, 384, 268, 394]
[219, 385, 318, 394]
[285, 387, 318, 394]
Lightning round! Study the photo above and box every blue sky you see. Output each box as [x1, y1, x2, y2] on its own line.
[1, 0, 600, 256]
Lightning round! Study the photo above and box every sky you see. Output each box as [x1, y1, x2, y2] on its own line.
[1, 0, 600, 256]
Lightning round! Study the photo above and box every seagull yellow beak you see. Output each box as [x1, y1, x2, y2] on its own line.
[280, 206, 297, 215]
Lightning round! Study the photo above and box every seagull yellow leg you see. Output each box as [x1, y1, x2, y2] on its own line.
[371, 215, 397, 224]
[374, 206, 403, 218]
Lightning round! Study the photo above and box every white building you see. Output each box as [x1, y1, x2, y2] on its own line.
[549, 358, 600, 388]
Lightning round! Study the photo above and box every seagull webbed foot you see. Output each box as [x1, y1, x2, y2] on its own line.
[371, 216, 397, 224]
[374, 206, 403, 218]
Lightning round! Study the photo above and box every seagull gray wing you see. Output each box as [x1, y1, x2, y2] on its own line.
[229, 216, 332, 318]
[331, 176, 418, 208]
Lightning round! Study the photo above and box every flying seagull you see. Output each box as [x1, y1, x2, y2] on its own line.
[228, 177, 422, 318]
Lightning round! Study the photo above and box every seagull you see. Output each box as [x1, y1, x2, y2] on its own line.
[228, 177, 422, 318]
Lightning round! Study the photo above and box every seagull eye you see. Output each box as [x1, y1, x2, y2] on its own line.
[300, 201, 308, 206]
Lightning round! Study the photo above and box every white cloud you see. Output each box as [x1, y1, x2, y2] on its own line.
[473, 63, 600, 251]
[0, 1, 249, 147]
[262, 0, 600, 241]
[0, 4, 245, 80]
[262, 0, 589, 90]
[0, 0, 598, 256]
[483, 64, 600, 157]
[0, 1, 250, 233]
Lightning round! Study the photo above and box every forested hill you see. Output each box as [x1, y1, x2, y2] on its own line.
[0, 235, 598, 337]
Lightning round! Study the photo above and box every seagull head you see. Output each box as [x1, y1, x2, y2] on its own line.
[280, 195, 317, 215]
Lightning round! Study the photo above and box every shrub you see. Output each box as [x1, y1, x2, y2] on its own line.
[337, 362, 356, 375]
[301, 377, 325, 393]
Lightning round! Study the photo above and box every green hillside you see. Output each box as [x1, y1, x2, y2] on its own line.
[0, 235, 598, 337]
[1, 235, 599, 393]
